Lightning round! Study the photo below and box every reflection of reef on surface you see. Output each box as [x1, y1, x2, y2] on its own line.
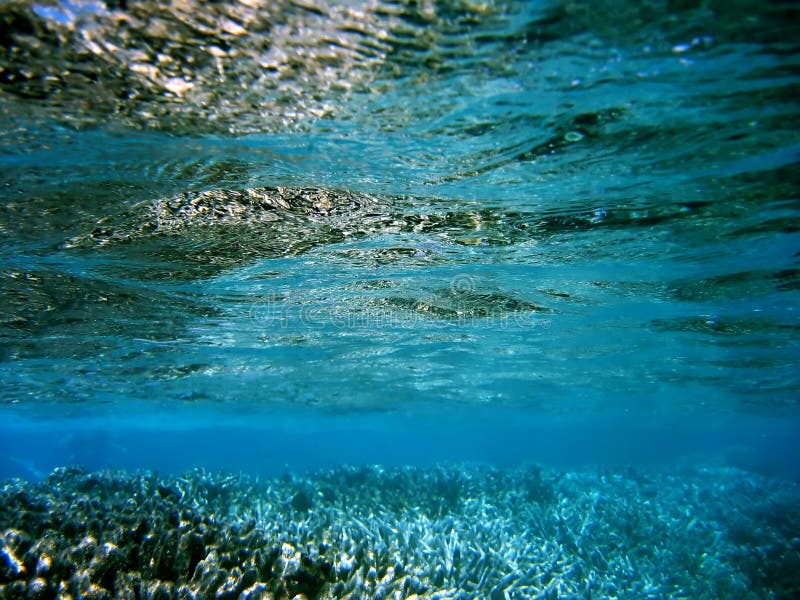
[372, 287, 552, 321]
[0, 0, 506, 134]
[64, 182, 761, 279]
[0, 268, 217, 360]
[2, 0, 790, 138]
[64, 186, 388, 278]
[68, 186, 380, 243]
[0, 464, 798, 599]
[0, 0, 389, 132]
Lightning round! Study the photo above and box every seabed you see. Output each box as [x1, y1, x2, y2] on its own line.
[1, 464, 798, 599]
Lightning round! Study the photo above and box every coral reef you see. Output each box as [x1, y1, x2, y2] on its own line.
[0, 464, 798, 599]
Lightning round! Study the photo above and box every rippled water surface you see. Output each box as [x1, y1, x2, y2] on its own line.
[0, 0, 799, 463]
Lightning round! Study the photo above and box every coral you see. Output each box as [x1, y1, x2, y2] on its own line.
[0, 464, 797, 599]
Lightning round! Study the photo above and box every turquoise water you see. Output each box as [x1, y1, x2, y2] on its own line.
[0, 0, 799, 597]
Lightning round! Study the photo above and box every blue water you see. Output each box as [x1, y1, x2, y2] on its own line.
[1, 2, 800, 598]
[0, 0, 798, 478]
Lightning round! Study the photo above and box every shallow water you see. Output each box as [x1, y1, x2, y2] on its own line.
[0, 0, 799, 596]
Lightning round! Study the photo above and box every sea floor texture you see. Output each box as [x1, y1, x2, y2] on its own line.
[1, 464, 798, 599]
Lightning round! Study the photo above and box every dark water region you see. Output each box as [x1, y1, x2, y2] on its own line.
[3, 409, 800, 481]
[1, 0, 800, 597]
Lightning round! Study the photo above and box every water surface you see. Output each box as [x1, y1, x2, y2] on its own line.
[0, 0, 798, 478]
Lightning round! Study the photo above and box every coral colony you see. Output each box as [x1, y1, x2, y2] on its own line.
[1, 464, 797, 599]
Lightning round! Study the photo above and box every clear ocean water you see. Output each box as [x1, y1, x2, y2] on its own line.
[0, 1, 799, 598]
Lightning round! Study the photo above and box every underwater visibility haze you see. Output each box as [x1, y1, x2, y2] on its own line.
[1, 0, 799, 597]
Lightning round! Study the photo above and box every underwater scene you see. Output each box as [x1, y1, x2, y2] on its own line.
[1, 0, 799, 598]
